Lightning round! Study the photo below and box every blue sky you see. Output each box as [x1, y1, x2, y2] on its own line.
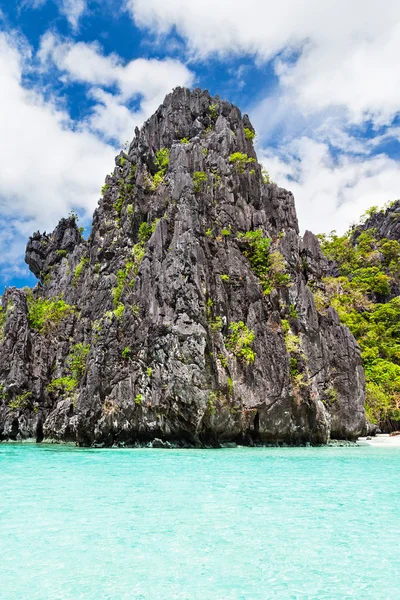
[1, 0, 400, 292]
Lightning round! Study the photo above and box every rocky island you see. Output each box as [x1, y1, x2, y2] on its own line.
[0, 87, 366, 446]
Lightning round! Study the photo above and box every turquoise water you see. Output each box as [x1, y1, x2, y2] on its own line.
[0, 445, 399, 600]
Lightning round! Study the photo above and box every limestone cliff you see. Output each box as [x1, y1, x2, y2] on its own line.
[354, 200, 400, 243]
[0, 88, 365, 446]
[318, 200, 400, 432]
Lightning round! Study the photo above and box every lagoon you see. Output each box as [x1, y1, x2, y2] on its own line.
[0, 444, 399, 599]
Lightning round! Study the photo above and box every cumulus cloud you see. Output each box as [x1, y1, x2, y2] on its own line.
[38, 34, 119, 85]
[38, 32, 194, 141]
[59, 0, 86, 29]
[87, 88, 138, 142]
[259, 139, 400, 234]
[126, 0, 400, 126]
[0, 32, 116, 278]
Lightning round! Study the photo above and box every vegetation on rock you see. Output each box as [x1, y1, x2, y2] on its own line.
[27, 295, 75, 333]
[9, 391, 32, 411]
[239, 229, 290, 294]
[192, 171, 208, 192]
[317, 214, 400, 428]
[208, 103, 219, 120]
[73, 257, 89, 285]
[244, 127, 255, 141]
[47, 343, 90, 396]
[225, 321, 256, 364]
[229, 152, 256, 173]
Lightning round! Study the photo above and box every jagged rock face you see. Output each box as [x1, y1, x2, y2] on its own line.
[0, 88, 365, 446]
[351, 200, 400, 302]
[354, 200, 400, 242]
[25, 218, 83, 283]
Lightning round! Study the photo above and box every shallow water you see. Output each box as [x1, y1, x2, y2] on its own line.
[0, 444, 399, 599]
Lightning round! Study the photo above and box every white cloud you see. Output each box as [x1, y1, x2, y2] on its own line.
[0, 32, 115, 277]
[23, 0, 87, 30]
[126, 0, 300, 59]
[38, 34, 119, 85]
[38, 32, 194, 141]
[58, 0, 86, 29]
[126, 0, 400, 127]
[38, 32, 195, 103]
[88, 88, 138, 142]
[260, 139, 400, 234]
[275, 20, 400, 127]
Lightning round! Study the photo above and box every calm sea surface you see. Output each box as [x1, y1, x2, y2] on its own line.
[0, 444, 399, 599]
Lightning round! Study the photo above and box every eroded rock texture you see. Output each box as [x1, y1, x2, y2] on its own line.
[354, 200, 400, 243]
[0, 88, 365, 446]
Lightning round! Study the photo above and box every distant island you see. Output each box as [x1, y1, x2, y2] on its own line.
[1, 87, 397, 447]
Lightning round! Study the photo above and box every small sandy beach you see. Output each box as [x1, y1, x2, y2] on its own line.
[357, 433, 400, 447]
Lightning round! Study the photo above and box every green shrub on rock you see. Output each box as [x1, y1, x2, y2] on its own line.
[207, 392, 217, 415]
[155, 148, 170, 171]
[318, 214, 400, 426]
[138, 222, 153, 244]
[210, 316, 223, 332]
[238, 229, 290, 294]
[122, 347, 131, 359]
[73, 257, 89, 285]
[47, 343, 90, 397]
[244, 127, 255, 141]
[261, 168, 270, 184]
[225, 321, 256, 364]
[192, 171, 208, 193]
[208, 103, 219, 120]
[134, 393, 143, 405]
[46, 376, 77, 395]
[229, 152, 256, 173]
[67, 343, 90, 381]
[27, 295, 75, 333]
[9, 391, 32, 411]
